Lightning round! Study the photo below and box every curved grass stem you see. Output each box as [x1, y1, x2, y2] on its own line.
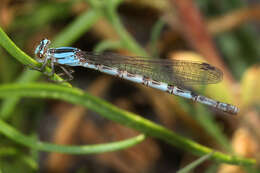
[0, 83, 256, 166]
[0, 119, 145, 154]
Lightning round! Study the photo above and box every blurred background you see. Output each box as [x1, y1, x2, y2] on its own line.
[0, 0, 260, 172]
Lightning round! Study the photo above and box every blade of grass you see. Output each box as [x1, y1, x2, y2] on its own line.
[90, 0, 148, 56]
[149, 18, 166, 57]
[177, 152, 214, 173]
[0, 83, 255, 166]
[0, 119, 145, 154]
[20, 155, 38, 170]
[53, 9, 102, 46]
[94, 40, 122, 53]
[194, 105, 232, 152]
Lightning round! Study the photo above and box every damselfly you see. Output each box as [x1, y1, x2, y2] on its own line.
[33, 39, 239, 115]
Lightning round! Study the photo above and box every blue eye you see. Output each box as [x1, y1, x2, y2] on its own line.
[35, 39, 51, 58]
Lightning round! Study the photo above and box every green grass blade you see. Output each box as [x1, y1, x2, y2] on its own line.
[95, 0, 148, 56]
[149, 18, 166, 57]
[53, 9, 102, 47]
[177, 152, 214, 173]
[0, 27, 35, 66]
[0, 83, 255, 166]
[94, 40, 122, 53]
[194, 106, 232, 152]
[0, 119, 145, 154]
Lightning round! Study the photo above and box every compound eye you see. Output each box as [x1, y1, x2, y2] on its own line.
[41, 39, 50, 47]
[35, 38, 50, 60]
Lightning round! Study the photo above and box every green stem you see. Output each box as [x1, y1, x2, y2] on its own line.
[177, 152, 214, 173]
[0, 119, 145, 154]
[0, 27, 35, 66]
[0, 83, 255, 166]
[94, 40, 122, 53]
[149, 18, 166, 57]
[53, 9, 102, 47]
[102, 1, 148, 56]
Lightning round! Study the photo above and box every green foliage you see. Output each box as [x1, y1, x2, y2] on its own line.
[0, 0, 258, 172]
[0, 83, 256, 166]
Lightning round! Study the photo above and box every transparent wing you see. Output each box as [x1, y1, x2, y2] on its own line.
[81, 52, 223, 86]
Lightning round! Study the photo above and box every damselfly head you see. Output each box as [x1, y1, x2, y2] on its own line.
[34, 39, 51, 62]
